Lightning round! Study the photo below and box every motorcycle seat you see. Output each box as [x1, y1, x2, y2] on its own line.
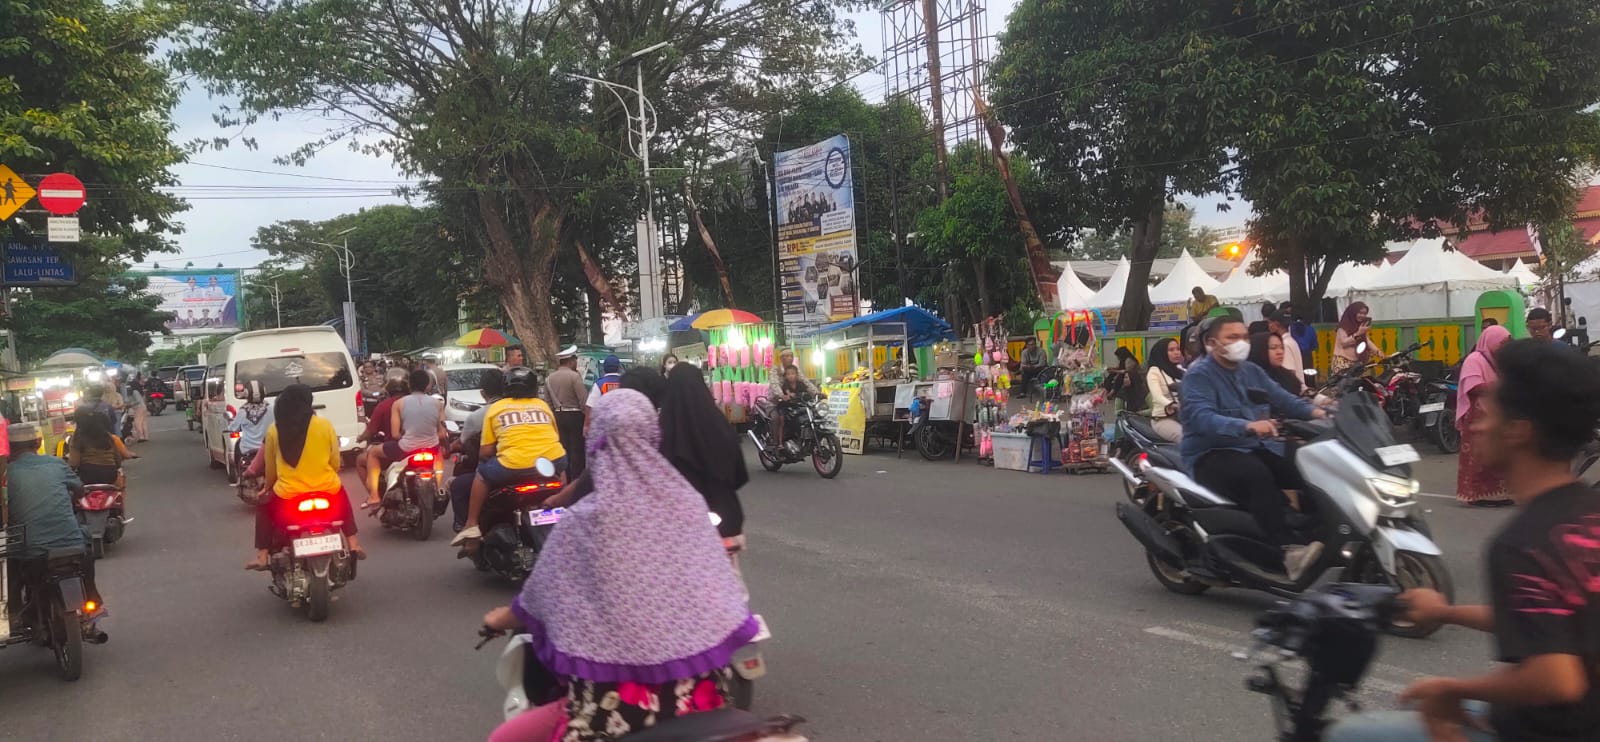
[83, 484, 120, 493]
[1144, 444, 1181, 470]
[1191, 507, 1267, 541]
[1122, 415, 1163, 442]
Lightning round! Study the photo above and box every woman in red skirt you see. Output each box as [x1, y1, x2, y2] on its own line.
[1455, 325, 1512, 507]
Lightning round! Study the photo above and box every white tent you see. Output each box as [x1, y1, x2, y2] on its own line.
[1147, 250, 1222, 305]
[1325, 262, 1386, 295]
[1055, 261, 1099, 310]
[1505, 260, 1540, 287]
[1086, 257, 1133, 309]
[1349, 238, 1515, 320]
[1212, 249, 1291, 308]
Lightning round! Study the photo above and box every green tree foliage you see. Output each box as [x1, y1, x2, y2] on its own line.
[991, 0, 1240, 330]
[1073, 205, 1221, 261]
[1233, 0, 1600, 310]
[0, 0, 186, 259]
[244, 206, 471, 351]
[5, 239, 170, 365]
[146, 335, 223, 369]
[176, 0, 862, 360]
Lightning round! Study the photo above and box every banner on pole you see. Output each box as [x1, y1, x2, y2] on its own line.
[774, 135, 859, 324]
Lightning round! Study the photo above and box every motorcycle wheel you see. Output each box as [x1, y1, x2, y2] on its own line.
[413, 483, 435, 541]
[813, 433, 843, 479]
[731, 676, 755, 711]
[306, 571, 331, 623]
[1433, 415, 1460, 454]
[758, 449, 782, 472]
[1383, 552, 1454, 639]
[1145, 549, 1210, 595]
[51, 597, 84, 681]
[914, 425, 951, 461]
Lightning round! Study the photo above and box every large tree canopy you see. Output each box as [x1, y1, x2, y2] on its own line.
[7, 238, 171, 365]
[176, 0, 863, 360]
[0, 0, 186, 259]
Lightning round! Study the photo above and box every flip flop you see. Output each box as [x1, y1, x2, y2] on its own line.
[349, 547, 368, 560]
[244, 561, 270, 571]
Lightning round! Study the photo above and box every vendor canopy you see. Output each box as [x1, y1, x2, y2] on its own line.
[35, 347, 104, 370]
[1086, 256, 1132, 309]
[1505, 260, 1540, 287]
[1212, 249, 1290, 306]
[1055, 260, 1098, 310]
[1349, 238, 1516, 320]
[808, 306, 956, 348]
[1147, 250, 1222, 305]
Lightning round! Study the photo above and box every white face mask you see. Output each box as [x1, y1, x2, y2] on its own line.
[1217, 340, 1251, 363]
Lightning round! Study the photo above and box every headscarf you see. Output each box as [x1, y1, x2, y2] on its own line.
[1339, 301, 1369, 336]
[660, 363, 750, 494]
[242, 379, 270, 425]
[1148, 338, 1184, 381]
[274, 384, 315, 467]
[1457, 325, 1511, 423]
[1248, 332, 1301, 395]
[515, 390, 756, 683]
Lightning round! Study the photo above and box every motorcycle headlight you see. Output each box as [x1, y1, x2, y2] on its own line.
[1367, 474, 1420, 509]
[449, 399, 481, 413]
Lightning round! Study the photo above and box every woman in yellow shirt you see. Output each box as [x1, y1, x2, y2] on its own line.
[246, 384, 365, 570]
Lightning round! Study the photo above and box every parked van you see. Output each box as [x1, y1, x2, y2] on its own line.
[202, 326, 364, 479]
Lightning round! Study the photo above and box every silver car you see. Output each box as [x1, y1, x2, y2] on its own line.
[442, 363, 501, 425]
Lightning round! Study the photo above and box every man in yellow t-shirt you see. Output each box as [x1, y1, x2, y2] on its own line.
[452, 367, 567, 545]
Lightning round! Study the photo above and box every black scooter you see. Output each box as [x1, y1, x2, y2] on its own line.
[459, 457, 564, 582]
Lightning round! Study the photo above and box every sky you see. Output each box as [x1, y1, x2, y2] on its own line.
[153, 1, 1246, 271]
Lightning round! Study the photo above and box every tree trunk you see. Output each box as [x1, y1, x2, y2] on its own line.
[473, 187, 561, 365]
[1308, 255, 1337, 322]
[1117, 195, 1165, 331]
[1286, 244, 1309, 321]
[586, 287, 605, 344]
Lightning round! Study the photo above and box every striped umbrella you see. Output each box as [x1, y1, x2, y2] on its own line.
[454, 327, 523, 348]
[690, 308, 763, 329]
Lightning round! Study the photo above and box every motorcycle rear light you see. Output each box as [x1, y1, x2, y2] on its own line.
[228, 431, 240, 439]
[297, 498, 331, 512]
[84, 600, 97, 612]
[743, 658, 760, 670]
[356, 390, 366, 423]
[226, 404, 237, 420]
[1137, 453, 1148, 464]
[513, 481, 561, 493]
[410, 451, 436, 464]
[151, 392, 164, 399]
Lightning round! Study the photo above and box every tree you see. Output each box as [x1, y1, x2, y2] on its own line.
[1073, 205, 1221, 261]
[1228, 0, 1600, 310]
[176, 0, 862, 361]
[147, 336, 224, 369]
[0, 0, 186, 260]
[5, 238, 171, 365]
[991, 0, 1241, 330]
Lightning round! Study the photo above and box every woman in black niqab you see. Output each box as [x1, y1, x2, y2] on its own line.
[660, 363, 748, 538]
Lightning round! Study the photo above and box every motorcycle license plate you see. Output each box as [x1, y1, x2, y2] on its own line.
[1418, 402, 1445, 414]
[1375, 444, 1422, 467]
[751, 614, 772, 642]
[292, 533, 343, 557]
[526, 508, 564, 527]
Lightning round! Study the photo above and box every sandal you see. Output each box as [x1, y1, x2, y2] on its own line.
[349, 546, 368, 560]
[244, 560, 270, 571]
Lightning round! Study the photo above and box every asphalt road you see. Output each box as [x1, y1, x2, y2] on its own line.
[0, 414, 1517, 742]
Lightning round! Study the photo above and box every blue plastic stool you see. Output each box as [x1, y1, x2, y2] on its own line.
[1027, 433, 1054, 474]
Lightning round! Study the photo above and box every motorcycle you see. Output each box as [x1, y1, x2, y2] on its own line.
[74, 483, 126, 559]
[265, 492, 358, 622]
[0, 525, 109, 681]
[145, 391, 166, 416]
[1417, 368, 1459, 454]
[746, 395, 843, 478]
[1311, 341, 1457, 455]
[1111, 389, 1452, 638]
[119, 407, 134, 441]
[229, 433, 262, 506]
[907, 394, 972, 461]
[375, 447, 447, 541]
[460, 457, 563, 582]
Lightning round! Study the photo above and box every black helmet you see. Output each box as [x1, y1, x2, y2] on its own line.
[504, 366, 540, 398]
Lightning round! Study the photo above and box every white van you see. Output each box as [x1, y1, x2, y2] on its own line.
[202, 326, 364, 478]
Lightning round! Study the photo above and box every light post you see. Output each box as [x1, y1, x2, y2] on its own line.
[309, 226, 358, 351]
[246, 279, 282, 328]
[565, 41, 670, 321]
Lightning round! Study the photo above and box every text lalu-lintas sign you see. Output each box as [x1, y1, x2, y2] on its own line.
[3, 242, 76, 286]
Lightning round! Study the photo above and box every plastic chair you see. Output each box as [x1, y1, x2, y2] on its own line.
[1027, 433, 1054, 474]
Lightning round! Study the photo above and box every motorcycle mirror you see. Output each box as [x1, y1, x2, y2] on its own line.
[443, 420, 460, 433]
[1356, 341, 1369, 355]
[534, 458, 556, 478]
[1555, 327, 1568, 340]
[1303, 369, 1318, 378]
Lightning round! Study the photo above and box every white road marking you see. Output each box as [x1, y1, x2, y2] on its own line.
[1418, 492, 1457, 500]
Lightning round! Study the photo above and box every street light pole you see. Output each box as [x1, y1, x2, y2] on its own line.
[310, 226, 359, 351]
[247, 280, 282, 327]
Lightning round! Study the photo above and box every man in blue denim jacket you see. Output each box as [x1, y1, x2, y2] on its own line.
[1180, 315, 1327, 580]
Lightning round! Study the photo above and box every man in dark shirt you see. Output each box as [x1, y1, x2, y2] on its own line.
[1329, 340, 1600, 742]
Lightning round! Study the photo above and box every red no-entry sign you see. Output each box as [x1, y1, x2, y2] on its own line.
[37, 173, 85, 215]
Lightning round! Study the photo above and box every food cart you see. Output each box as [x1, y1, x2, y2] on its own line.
[807, 307, 960, 454]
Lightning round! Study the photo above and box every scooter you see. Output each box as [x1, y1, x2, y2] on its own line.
[1111, 389, 1451, 638]
[145, 391, 166, 416]
[460, 457, 564, 582]
[74, 483, 126, 559]
[1243, 583, 1407, 741]
[265, 492, 358, 622]
[229, 433, 263, 506]
[0, 525, 109, 682]
[375, 447, 447, 541]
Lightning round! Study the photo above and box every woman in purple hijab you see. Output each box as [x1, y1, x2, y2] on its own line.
[482, 389, 758, 742]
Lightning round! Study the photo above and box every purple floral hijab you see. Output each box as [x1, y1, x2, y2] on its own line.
[514, 389, 757, 684]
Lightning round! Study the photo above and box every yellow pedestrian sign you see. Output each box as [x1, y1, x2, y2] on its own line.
[0, 164, 35, 221]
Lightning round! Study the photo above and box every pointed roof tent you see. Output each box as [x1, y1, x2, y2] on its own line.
[1326, 262, 1386, 295]
[1086, 256, 1132, 309]
[1505, 260, 1540, 287]
[1148, 250, 1222, 305]
[1212, 249, 1290, 304]
[1055, 261, 1098, 310]
[1366, 237, 1508, 290]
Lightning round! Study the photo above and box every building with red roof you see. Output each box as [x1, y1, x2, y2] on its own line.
[1440, 184, 1600, 269]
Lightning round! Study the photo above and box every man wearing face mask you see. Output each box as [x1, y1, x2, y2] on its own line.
[1180, 315, 1329, 581]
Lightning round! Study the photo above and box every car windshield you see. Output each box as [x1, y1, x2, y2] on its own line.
[1335, 391, 1411, 476]
[447, 368, 492, 390]
[157, 366, 181, 381]
[183, 368, 205, 382]
[234, 353, 353, 398]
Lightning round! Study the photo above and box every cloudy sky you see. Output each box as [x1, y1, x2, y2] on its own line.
[153, 2, 1243, 271]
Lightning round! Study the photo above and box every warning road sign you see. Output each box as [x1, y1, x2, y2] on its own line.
[0, 164, 36, 221]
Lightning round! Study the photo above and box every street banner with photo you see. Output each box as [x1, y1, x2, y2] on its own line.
[775, 134, 859, 324]
[824, 383, 867, 454]
[134, 269, 243, 335]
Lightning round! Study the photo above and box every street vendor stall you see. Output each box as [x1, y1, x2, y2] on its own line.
[808, 306, 959, 454]
[697, 312, 777, 425]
